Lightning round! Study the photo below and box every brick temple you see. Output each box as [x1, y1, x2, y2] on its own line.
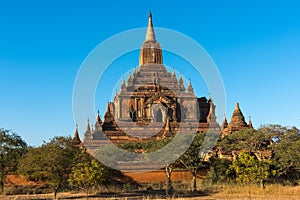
[72, 13, 253, 151]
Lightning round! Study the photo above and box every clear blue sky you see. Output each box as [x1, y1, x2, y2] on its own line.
[1, 0, 300, 146]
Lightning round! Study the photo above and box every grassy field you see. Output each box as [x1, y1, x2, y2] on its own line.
[1, 184, 299, 200]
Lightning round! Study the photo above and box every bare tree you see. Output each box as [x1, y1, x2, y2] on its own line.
[177, 132, 219, 192]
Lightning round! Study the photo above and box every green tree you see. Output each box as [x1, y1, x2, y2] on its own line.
[228, 152, 271, 189]
[19, 136, 80, 199]
[218, 129, 272, 153]
[18, 147, 48, 181]
[206, 158, 232, 184]
[0, 129, 27, 194]
[68, 154, 109, 200]
[218, 129, 274, 183]
[270, 126, 300, 184]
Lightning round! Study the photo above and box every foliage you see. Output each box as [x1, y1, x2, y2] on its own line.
[218, 129, 272, 152]
[206, 158, 232, 184]
[18, 136, 80, 199]
[0, 129, 27, 194]
[68, 153, 109, 198]
[18, 146, 48, 181]
[269, 125, 300, 184]
[228, 152, 272, 187]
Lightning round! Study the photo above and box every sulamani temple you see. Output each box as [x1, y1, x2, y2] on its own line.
[72, 13, 253, 151]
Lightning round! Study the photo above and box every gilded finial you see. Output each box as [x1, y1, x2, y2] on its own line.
[145, 11, 156, 41]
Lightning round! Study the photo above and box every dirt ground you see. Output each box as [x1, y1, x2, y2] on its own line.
[5, 175, 37, 186]
[124, 170, 195, 183]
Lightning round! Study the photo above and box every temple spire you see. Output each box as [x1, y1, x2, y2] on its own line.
[248, 116, 253, 129]
[235, 102, 240, 111]
[73, 124, 79, 139]
[172, 70, 176, 80]
[72, 124, 81, 145]
[222, 114, 228, 130]
[178, 74, 185, 91]
[120, 76, 126, 93]
[207, 98, 217, 123]
[228, 102, 248, 130]
[145, 11, 156, 42]
[86, 119, 91, 132]
[187, 78, 194, 94]
[96, 110, 102, 124]
[122, 76, 125, 85]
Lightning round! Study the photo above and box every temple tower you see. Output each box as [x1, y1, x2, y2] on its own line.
[139, 12, 163, 66]
[222, 102, 251, 136]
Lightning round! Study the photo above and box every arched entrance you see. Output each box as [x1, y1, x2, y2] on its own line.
[156, 109, 163, 122]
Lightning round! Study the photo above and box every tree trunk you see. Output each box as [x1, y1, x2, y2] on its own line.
[0, 174, 3, 195]
[260, 179, 265, 189]
[86, 189, 89, 200]
[54, 184, 60, 200]
[248, 183, 251, 200]
[0, 181, 3, 196]
[54, 190, 57, 200]
[165, 165, 173, 197]
[192, 174, 197, 192]
[166, 178, 173, 197]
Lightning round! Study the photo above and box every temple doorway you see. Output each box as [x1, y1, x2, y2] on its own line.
[156, 109, 163, 122]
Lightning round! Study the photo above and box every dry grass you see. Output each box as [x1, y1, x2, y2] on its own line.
[1, 184, 299, 200]
[203, 184, 300, 200]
